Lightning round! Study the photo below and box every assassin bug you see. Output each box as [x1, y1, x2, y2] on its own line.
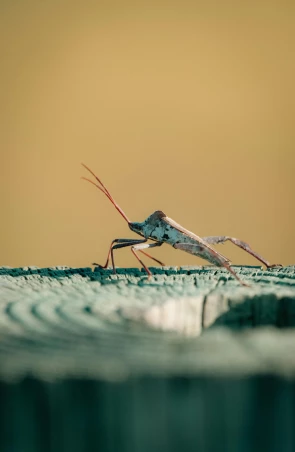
[82, 163, 280, 286]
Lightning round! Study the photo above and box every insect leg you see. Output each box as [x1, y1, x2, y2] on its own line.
[138, 250, 165, 266]
[174, 242, 249, 286]
[131, 242, 163, 279]
[93, 240, 164, 273]
[221, 262, 249, 286]
[202, 236, 281, 268]
[94, 239, 144, 269]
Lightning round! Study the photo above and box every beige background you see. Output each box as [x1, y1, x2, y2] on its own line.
[1, 1, 294, 270]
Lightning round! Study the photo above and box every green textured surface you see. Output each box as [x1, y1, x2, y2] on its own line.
[1, 265, 295, 452]
[1, 265, 295, 381]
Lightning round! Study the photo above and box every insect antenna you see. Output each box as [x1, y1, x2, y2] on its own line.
[81, 163, 131, 223]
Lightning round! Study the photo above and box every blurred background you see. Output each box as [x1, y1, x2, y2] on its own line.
[1, 0, 294, 269]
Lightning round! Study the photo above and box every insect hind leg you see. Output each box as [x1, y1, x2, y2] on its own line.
[202, 236, 281, 268]
[174, 241, 248, 286]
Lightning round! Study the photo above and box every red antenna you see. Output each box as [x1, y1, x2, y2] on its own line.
[81, 163, 131, 224]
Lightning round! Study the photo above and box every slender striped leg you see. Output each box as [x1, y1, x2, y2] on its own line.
[93, 239, 146, 269]
[93, 239, 164, 274]
[203, 236, 282, 268]
[137, 248, 165, 266]
[130, 242, 163, 278]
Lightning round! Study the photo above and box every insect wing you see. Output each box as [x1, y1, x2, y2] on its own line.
[161, 216, 231, 265]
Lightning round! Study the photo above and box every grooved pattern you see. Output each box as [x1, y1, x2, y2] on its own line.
[1, 265, 295, 381]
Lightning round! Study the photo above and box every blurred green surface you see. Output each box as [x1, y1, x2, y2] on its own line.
[1, 376, 295, 452]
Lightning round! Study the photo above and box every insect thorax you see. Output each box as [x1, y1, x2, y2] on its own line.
[129, 211, 167, 239]
[130, 211, 190, 245]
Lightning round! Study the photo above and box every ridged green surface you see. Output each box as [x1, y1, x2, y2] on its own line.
[1, 265, 295, 381]
[1, 265, 295, 452]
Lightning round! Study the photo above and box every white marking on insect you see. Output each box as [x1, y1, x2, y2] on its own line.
[81, 163, 281, 286]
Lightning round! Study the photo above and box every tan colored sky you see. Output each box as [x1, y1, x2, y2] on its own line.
[1, 1, 294, 269]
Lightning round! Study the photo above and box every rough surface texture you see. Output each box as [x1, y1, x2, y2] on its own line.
[1, 265, 295, 452]
[1, 265, 295, 381]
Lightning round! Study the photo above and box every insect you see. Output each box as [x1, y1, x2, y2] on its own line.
[82, 163, 280, 286]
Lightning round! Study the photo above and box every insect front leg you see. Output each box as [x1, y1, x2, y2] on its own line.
[94, 239, 145, 269]
[93, 239, 148, 272]
[93, 239, 164, 274]
[202, 236, 282, 268]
